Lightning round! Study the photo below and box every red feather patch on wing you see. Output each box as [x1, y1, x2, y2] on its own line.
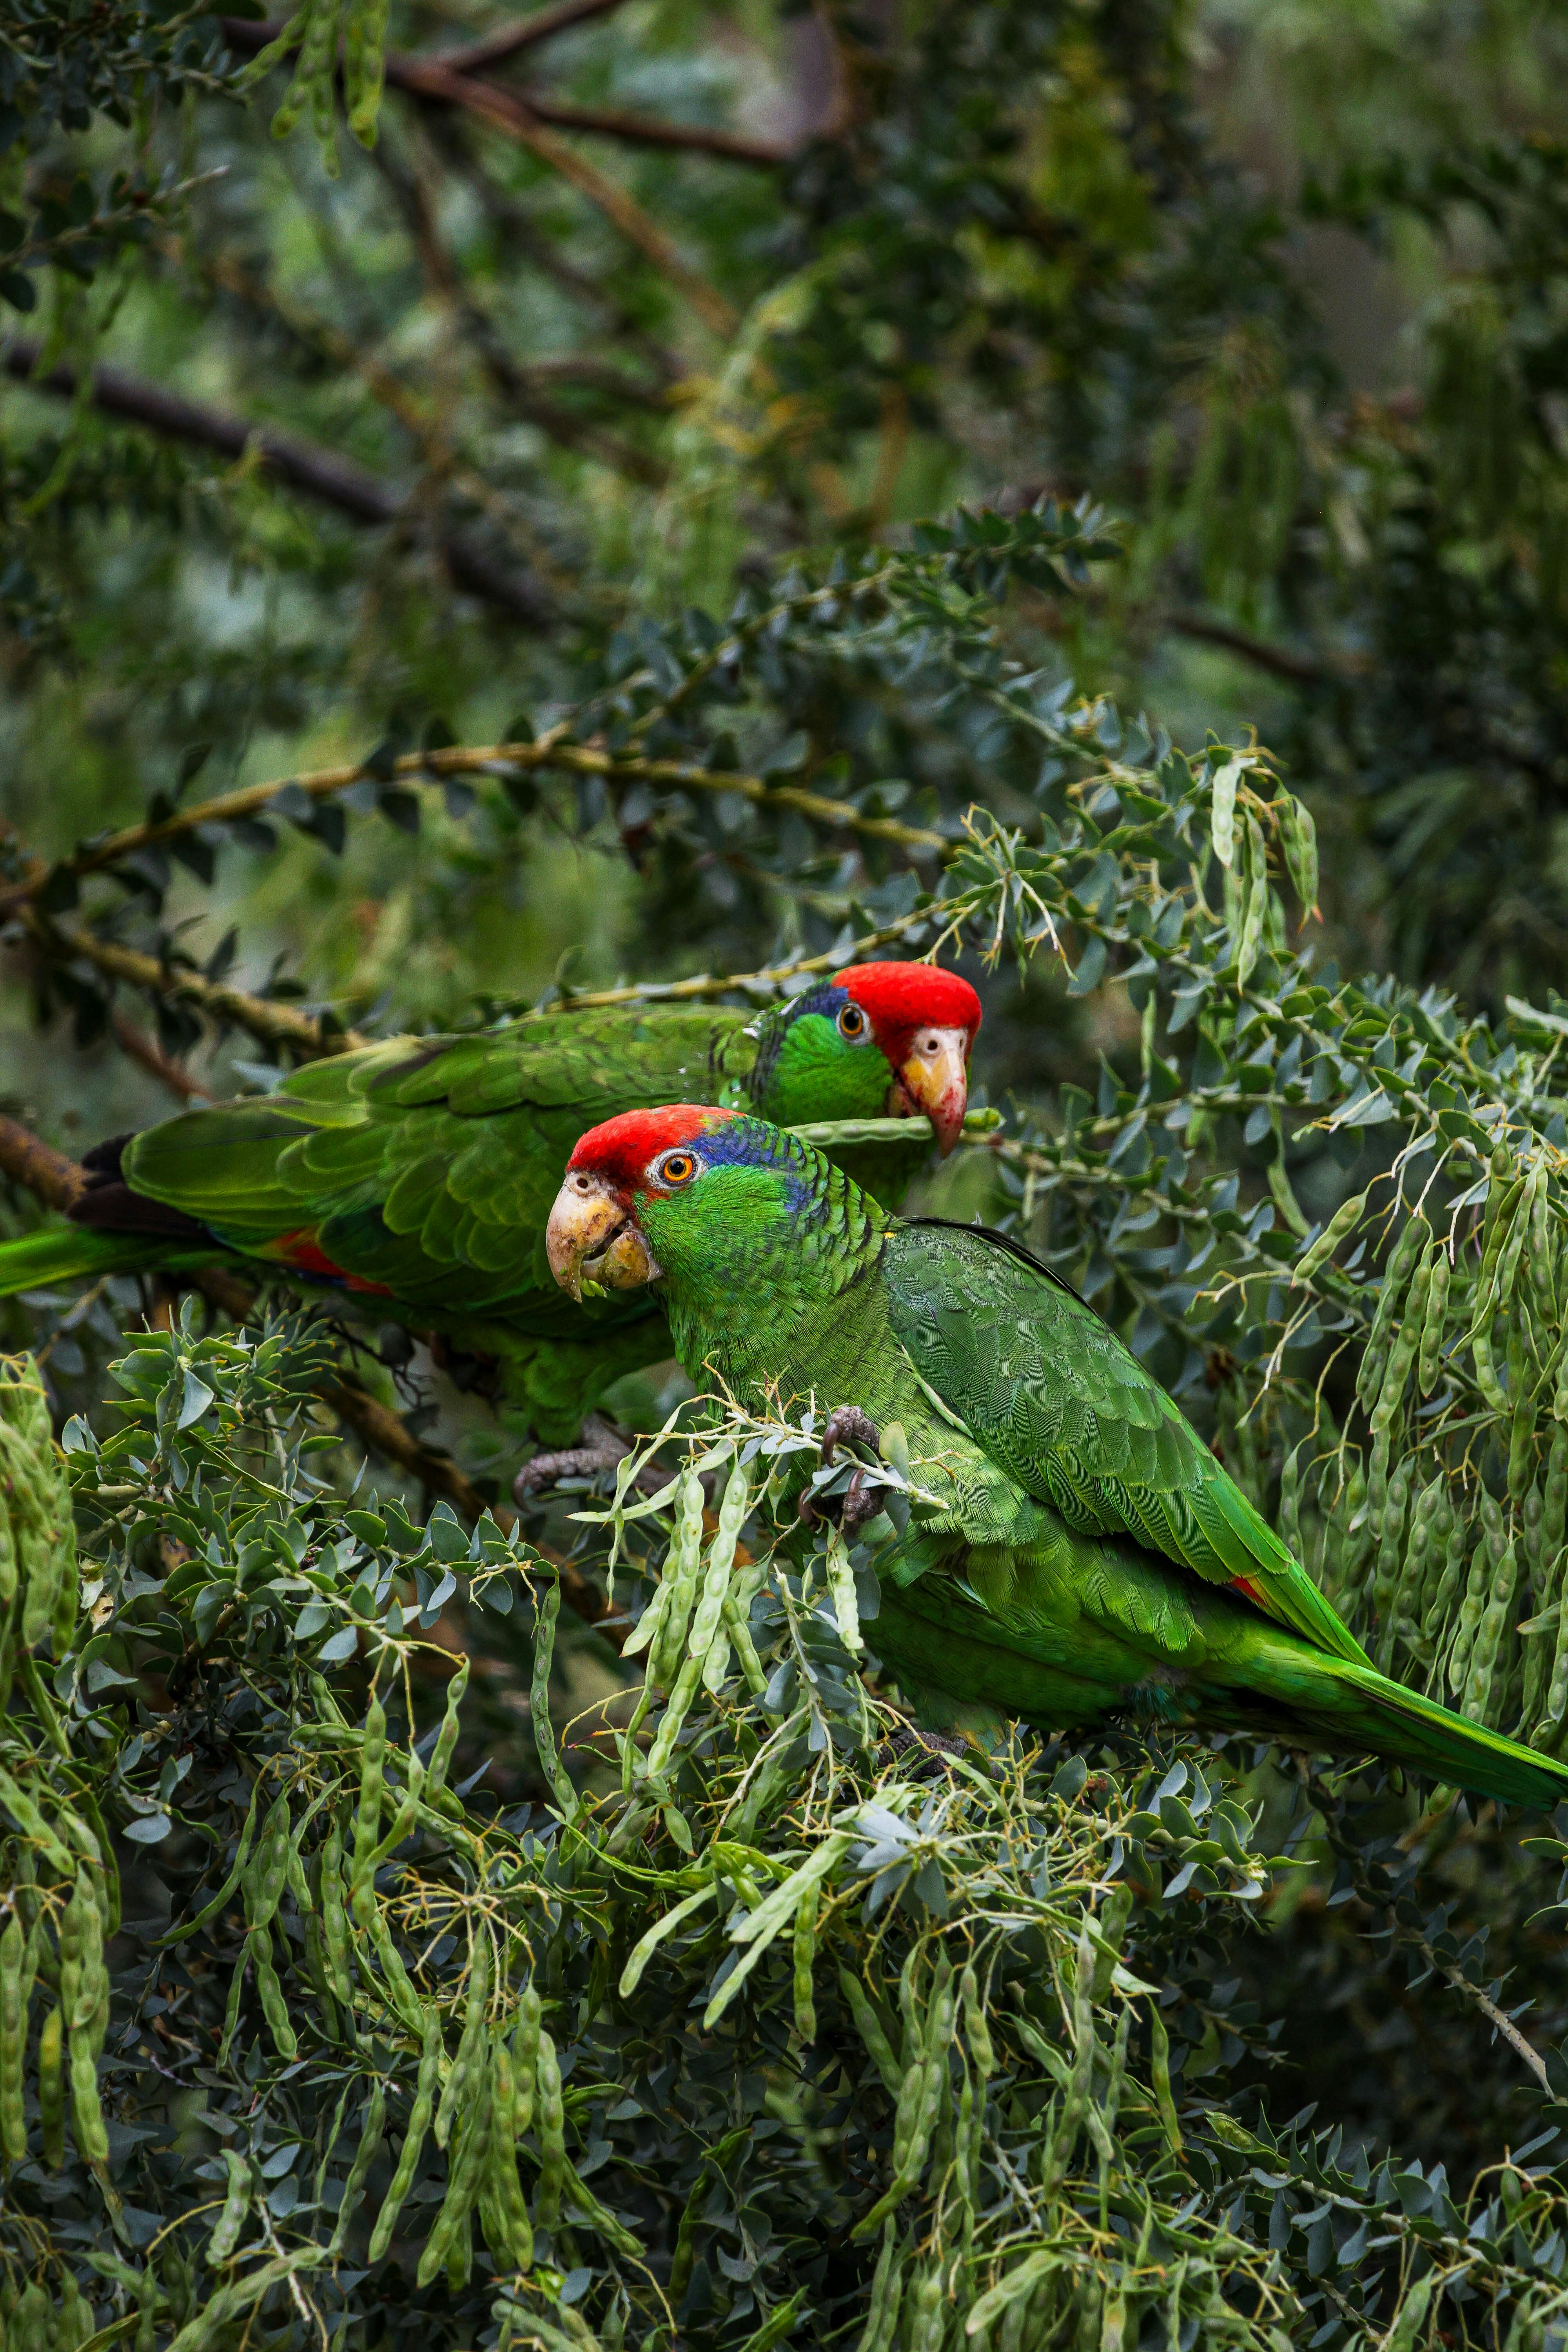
[261, 1231, 394, 1297]
[567, 1105, 740, 1195]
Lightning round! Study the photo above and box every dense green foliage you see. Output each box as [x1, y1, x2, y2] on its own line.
[7, 5, 1568, 2350]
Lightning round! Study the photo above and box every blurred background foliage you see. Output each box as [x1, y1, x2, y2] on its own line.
[7, 0, 1568, 2343]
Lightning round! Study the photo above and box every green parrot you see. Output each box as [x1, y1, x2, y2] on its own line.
[544, 1104, 1568, 1808]
[0, 965, 980, 1459]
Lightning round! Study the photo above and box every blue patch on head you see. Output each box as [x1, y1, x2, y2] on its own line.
[780, 982, 849, 1028]
[697, 1119, 818, 1213]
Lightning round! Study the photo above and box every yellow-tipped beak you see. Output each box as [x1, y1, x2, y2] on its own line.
[546, 1172, 661, 1302]
[888, 1024, 972, 1156]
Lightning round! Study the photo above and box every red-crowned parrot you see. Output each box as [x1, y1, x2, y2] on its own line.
[543, 1105, 1568, 1808]
[0, 966, 980, 1450]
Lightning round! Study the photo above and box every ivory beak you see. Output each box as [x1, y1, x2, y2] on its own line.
[888, 1024, 972, 1156]
[546, 1173, 661, 1301]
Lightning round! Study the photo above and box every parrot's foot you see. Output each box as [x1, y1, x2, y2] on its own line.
[512, 1414, 631, 1503]
[799, 1405, 883, 1534]
[877, 1726, 969, 1772]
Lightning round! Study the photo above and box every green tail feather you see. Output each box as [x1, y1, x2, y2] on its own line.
[0, 1226, 211, 1298]
[1324, 1660, 1568, 1810]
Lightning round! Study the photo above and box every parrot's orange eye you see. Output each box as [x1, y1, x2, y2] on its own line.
[655, 1151, 698, 1187]
[837, 1004, 869, 1040]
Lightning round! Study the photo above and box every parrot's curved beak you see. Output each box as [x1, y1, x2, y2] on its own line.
[546, 1172, 662, 1302]
[886, 1025, 973, 1156]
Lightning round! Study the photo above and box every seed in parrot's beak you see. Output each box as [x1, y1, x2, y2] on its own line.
[886, 1024, 972, 1156]
[546, 1172, 662, 1301]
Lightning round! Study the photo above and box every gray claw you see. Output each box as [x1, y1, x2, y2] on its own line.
[821, 1405, 881, 1466]
[513, 1413, 631, 1502]
[799, 1405, 883, 1528]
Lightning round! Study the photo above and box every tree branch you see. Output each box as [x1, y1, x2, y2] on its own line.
[23, 909, 366, 1058]
[2, 338, 551, 626]
[218, 20, 740, 335]
[0, 1118, 85, 1214]
[1163, 610, 1340, 690]
[437, 0, 633, 75]
[503, 94, 791, 166]
[0, 735, 948, 921]
[110, 1013, 212, 1103]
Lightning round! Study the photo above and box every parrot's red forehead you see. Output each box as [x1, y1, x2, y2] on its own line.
[835, 962, 981, 1040]
[567, 1105, 739, 1190]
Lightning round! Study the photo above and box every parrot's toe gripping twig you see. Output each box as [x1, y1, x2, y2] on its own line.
[799, 1405, 883, 1532]
[878, 1726, 968, 1771]
[513, 1413, 631, 1503]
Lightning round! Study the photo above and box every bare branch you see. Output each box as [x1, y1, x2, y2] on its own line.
[218, 20, 740, 335]
[437, 0, 633, 75]
[510, 95, 790, 167]
[2, 338, 551, 625]
[110, 1014, 213, 1104]
[1164, 610, 1343, 690]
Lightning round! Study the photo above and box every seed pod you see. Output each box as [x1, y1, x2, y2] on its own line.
[720, 1586, 770, 1699]
[856, 2218, 904, 2352]
[68, 2021, 109, 2166]
[534, 2025, 566, 2229]
[423, 1659, 470, 1810]
[1235, 811, 1267, 983]
[206, 2147, 252, 2266]
[343, 0, 388, 145]
[1296, 1190, 1368, 1285]
[36, 2002, 64, 2168]
[330, 2079, 387, 2253]
[1418, 1241, 1452, 1394]
[908, 2263, 947, 2352]
[1149, 2005, 1182, 2155]
[1372, 1454, 1414, 1667]
[530, 1576, 578, 1822]
[320, 1822, 354, 2004]
[838, 1966, 905, 2099]
[646, 1471, 750, 1779]
[416, 2070, 491, 2286]
[1359, 1214, 1427, 1415]
[1510, 1334, 1539, 1502]
[351, 1691, 387, 1911]
[245, 1791, 292, 1933]
[649, 1471, 707, 1692]
[1466, 1537, 1519, 1727]
[1425, 1508, 1472, 1648]
[480, 2034, 534, 2274]
[366, 1904, 426, 2037]
[1278, 791, 1318, 916]
[1389, 1477, 1443, 1663]
[824, 1529, 862, 1654]
[960, 1962, 995, 2079]
[1373, 1256, 1430, 1436]
[250, 1924, 299, 2061]
[0, 1915, 25, 2161]
[368, 2008, 441, 2264]
[512, 1981, 541, 2135]
[791, 1880, 818, 2044]
[436, 1930, 491, 2151]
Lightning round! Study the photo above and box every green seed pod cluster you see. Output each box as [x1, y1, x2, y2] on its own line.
[0, 1357, 77, 1675]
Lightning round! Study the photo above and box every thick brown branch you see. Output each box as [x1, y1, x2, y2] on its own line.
[0, 1118, 85, 1214]
[3, 338, 550, 625]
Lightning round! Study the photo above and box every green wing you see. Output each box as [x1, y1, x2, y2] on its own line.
[124, 1011, 753, 1318]
[884, 1220, 1369, 1668]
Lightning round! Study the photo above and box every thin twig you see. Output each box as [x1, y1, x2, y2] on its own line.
[111, 1013, 213, 1103]
[1416, 1935, 1550, 2092]
[437, 0, 633, 74]
[24, 910, 365, 1058]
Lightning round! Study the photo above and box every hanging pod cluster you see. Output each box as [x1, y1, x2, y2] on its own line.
[0, 1355, 77, 1688]
[1296, 1136, 1568, 1748]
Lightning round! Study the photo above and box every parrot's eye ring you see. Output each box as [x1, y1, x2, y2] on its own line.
[654, 1150, 699, 1188]
[837, 1003, 869, 1041]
